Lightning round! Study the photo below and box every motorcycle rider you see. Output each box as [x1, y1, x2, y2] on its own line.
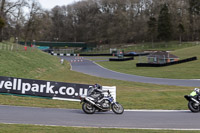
[190, 88, 200, 97]
[187, 88, 200, 104]
[87, 84, 108, 103]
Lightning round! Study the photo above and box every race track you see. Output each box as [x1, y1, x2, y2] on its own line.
[62, 56, 200, 87]
[0, 105, 198, 130]
[1, 56, 199, 130]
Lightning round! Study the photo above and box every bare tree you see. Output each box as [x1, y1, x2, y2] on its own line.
[0, 0, 198, 45]
[24, 0, 42, 42]
[0, 0, 26, 42]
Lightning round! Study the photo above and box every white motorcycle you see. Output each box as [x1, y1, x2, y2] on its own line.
[80, 90, 124, 114]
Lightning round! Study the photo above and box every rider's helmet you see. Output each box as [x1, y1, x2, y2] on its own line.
[194, 88, 200, 92]
[94, 84, 101, 89]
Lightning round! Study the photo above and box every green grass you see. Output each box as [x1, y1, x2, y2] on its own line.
[96, 45, 200, 79]
[123, 41, 199, 52]
[0, 42, 62, 79]
[0, 123, 199, 133]
[79, 41, 199, 54]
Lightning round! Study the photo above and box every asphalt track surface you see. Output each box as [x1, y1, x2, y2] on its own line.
[0, 105, 199, 130]
[62, 56, 200, 87]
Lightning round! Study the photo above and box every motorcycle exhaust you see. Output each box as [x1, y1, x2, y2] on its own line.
[85, 97, 96, 105]
[85, 97, 105, 110]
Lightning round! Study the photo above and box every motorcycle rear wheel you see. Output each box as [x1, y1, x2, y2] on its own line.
[82, 103, 95, 114]
[188, 101, 200, 113]
[111, 103, 124, 114]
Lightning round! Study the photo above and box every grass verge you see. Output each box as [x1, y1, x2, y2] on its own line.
[123, 41, 199, 52]
[79, 41, 199, 54]
[0, 123, 200, 133]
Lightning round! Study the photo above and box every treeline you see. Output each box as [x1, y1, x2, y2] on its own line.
[0, 0, 200, 44]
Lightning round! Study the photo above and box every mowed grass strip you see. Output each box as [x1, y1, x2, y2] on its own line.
[0, 42, 192, 110]
[80, 41, 198, 54]
[0, 123, 200, 133]
[122, 41, 199, 52]
[96, 45, 200, 79]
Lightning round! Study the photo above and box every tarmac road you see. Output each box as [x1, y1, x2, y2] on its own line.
[62, 56, 200, 87]
[0, 105, 198, 130]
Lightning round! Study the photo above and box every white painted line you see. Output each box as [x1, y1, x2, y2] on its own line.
[2, 123, 200, 131]
[93, 61, 142, 77]
[0, 105, 188, 113]
[100, 127, 200, 131]
[92, 60, 197, 81]
[124, 109, 188, 112]
[53, 97, 80, 102]
[0, 105, 80, 111]
[98, 126, 200, 131]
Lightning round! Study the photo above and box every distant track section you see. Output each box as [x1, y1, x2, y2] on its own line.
[62, 56, 200, 87]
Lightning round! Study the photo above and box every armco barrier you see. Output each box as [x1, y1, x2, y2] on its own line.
[79, 54, 112, 56]
[136, 57, 197, 67]
[0, 76, 116, 101]
[80, 53, 149, 57]
[50, 53, 77, 56]
[48, 52, 149, 57]
[50, 53, 112, 57]
[109, 57, 134, 61]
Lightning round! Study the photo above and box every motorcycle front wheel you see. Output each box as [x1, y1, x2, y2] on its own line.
[82, 102, 95, 114]
[111, 103, 124, 114]
[188, 101, 200, 113]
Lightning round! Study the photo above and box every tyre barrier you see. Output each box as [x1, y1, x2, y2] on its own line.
[136, 56, 197, 67]
[124, 53, 149, 57]
[109, 57, 134, 61]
